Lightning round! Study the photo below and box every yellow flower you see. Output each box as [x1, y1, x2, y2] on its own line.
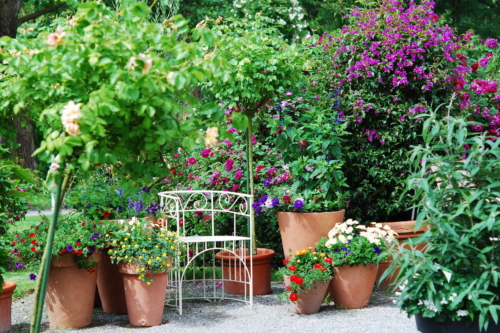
[320, 253, 326, 257]
[312, 252, 317, 255]
[295, 251, 301, 256]
[170, 246, 175, 250]
[308, 247, 314, 250]
[110, 256, 114, 259]
[134, 244, 139, 248]
[142, 249, 147, 253]
[125, 256, 128, 259]
[117, 257, 121, 261]
[113, 241, 117, 244]
[120, 241, 124, 244]
[105, 234, 109, 237]
[124, 237, 128, 241]
[155, 245, 159, 248]
[147, 260, 152, 265]
[205, 127, 219, 146]
[296, 260, 301, 263]
[141, 268, 145, 271]
[148, 238, 152, 240]
[162, 253, 167, 257]
[167, 263, 171, 268]
[160, 234, 164, 237]
[139, 256, 143, 260]
[147, 282, 151, 285]
[156, 257, 160, 260]
[314, 257, 318, 260]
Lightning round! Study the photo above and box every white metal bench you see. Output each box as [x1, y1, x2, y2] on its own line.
[158, 190, 254, 314]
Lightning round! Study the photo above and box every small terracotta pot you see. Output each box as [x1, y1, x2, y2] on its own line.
[97, 254, 128, 313]
[0, 281, 17, 333]
[376, 220, 429, 290]
[277, 210, 345, 257]
[46, 252, 101, 328]
[329, 263, 378, 309]
[284, 277, 330, 315]
[119, 263, 168, 327]
[216, 248, 275, 295]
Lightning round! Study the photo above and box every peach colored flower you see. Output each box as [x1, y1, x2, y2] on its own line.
[205, 127, 219, 146]
[47, 27, 66, 46]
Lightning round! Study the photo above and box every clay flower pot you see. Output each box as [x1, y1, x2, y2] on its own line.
[0, 281, 17, 333]
[277, 210, 345, 257]
[46, 252, 101, 328]
[119, 263, 168, 327]
[329, 263, 378, 309]
[287, 279, 330, 315]
[97, 254, 127, 313]
[216, 248, 275, 295]
[376, 220, 429, 290]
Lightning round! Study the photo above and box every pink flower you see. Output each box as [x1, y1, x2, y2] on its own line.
[201, 149, 211, 158]
[286, 91, 293, 95]
[187, 157, 197, 166]
[227, 127, 237, 134]
[234, 170, 243, 180]
[47, 27, 65, 46]
[297, 97, 303, 102]
[188, 174, 195, 180]
[225, 158, 234, 172]
[252, 135, 257, 145]
[162, 178, 171, 183]
[232, 184, 240, 192]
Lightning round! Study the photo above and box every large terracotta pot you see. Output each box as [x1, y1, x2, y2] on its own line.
[415, 313, 500, 333]
[376, 220, 429, 290]
[216, 248, 275, 295]
[329, 263, 378, 309]
[277, 210, 345, 257]
[0, 281, 17, 333]
[97, 254, 127, 313]
[119, 263, 168, 327]
[46, 252, 101, 328]
[284, 278, 330, 315]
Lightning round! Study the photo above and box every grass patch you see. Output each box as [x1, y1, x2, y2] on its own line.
[10, 215, 47, 234]
[3, 270, 38, 298]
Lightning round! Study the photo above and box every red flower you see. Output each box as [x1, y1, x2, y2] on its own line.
[286, 286, 292, 291]
[30, 246, 36, 252]
[283, 196, 291, 204]
[35, 227, 39, 231]
[170, 169, 177, 174]
[471, 62, 479, 72]
[289, 265, 297, 272]
[77, 249, 83, 254]
[88, 269, 96, 274]
[289, 293, 299, 302]
[256, 165, 265, 173]
[320, 267, 327, 272]
[20, 239, 25, 243]
[294, 277, 304, 285]
[75, 242, 81, 247]
[283, 258, 290, 265]
[103, 211, 111, 218]
[81, 222, 86, 226]
[430, 14, 439, 22]
[31, 240, 37, 245]
[29, 233, 35, 238]
[324, 257, 333, 264]
[61, 248, 67, 253]
[297, 140, 307, 146]
[313, 263, 324, 269]
[290, 274, 299, 283]
[12, 241, 16, 246]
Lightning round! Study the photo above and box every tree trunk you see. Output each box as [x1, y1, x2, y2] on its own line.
[13, 114, 38, 170]
[0, 0, 22, 38]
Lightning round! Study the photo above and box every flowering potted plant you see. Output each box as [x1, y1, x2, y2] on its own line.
[9, 213, 110, 328]
[277, 247, 333, 314]
[389, 112, 500, 333]
[108, 218, 180, 327]
[316, 219, 396, 309]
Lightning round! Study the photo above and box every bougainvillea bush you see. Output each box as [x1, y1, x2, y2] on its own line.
[317, 0, 473, 222]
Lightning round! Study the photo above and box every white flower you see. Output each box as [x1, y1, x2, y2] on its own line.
[448, 293, 457, 301]
[347, 235, 353, 240]
[50, 163, 60, 171]
[264, 197, 274, 209]
[375, 223, 382, 228]
[68, 16, 78, 27]
[61, 101, 83, 136]
[338, 234, 347, 244]
[345, 226, 353, 234]
[356, 225, 367, 230]
[127, 56, 138, 70]
[277, 19, 287, 25]
[205, 127, 219, 146]
[383, 225, 391, 231]
[467, 294, 473, 300]
[457, 310, 469, 317]
[440, 298, 448, 305]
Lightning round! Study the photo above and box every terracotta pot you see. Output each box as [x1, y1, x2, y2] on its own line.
[329, 263, 378, 309]
[0, 281, 17, 333]
[216, 248, 275, 295]
[277, 210, 345, 257]
[284, 278, 330, 315]
[119, 263, 168, 327]
[97, 254, 127, 313]
[46, 252, 101, 328]
[376, 220, 429, 290]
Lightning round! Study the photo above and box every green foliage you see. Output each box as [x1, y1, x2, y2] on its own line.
[0, 240, 9, 291]
[108, 218, 180, 283]
[316, 219, 396, 267]
[0, 0, 224, 184]
[277, 247, 333, 302]
[392, 112, 500, 330]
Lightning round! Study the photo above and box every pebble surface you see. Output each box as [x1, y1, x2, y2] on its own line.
[10, 284, 418, 333]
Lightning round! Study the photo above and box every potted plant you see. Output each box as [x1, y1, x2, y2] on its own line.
[204, 15, 307, 295]
[262, 89, 348, 257]
[389, 112, 500, 332]
[316, 219, 396, 309]
[10, 213, 110, 328]
[0, 148, 34, 333]
[277, 247, 333, 314]
[108, 217, 180, 327]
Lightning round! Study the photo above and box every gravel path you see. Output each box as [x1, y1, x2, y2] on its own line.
[10, 284, 418, 333]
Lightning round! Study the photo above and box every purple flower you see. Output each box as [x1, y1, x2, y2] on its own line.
[234, 170, 243, 180]
[305, 164, 314, 172]
[29, 274, 37, 281]
[374, 247, 381, 255]
[86, 203, 92, 207]
[485, 38, 499, 48]
[66, 245, 73, 252]
[117, 188, 123, 196]
[263, 178, 273, 187]
[293, 199, 304, 210]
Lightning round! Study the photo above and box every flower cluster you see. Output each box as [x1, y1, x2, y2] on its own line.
[277, 247, 333, 302]
[107, 218, 181, 284]
[61, 101, 83, 137]
[317, 219, 396, 267]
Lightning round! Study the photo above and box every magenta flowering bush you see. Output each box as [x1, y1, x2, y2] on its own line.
[317, 0, 474, 222]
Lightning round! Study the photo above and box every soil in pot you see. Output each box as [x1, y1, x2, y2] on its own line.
[216, 248, 275, 296]
[329, 263, 378, 309]
[0, 281, 17, 333]
[277, 210, 345, 258]
[119, 263, 169, 327]
[46, 253, 101, 328]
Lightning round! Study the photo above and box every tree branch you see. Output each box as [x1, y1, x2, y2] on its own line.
[17, 3, 66, 28]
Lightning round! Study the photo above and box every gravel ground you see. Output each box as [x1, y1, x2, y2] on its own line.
[10, 284, 418, 333]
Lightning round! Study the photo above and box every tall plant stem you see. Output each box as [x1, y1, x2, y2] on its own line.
[30, 167, 72, 333]
[246, 115, 256, 255]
